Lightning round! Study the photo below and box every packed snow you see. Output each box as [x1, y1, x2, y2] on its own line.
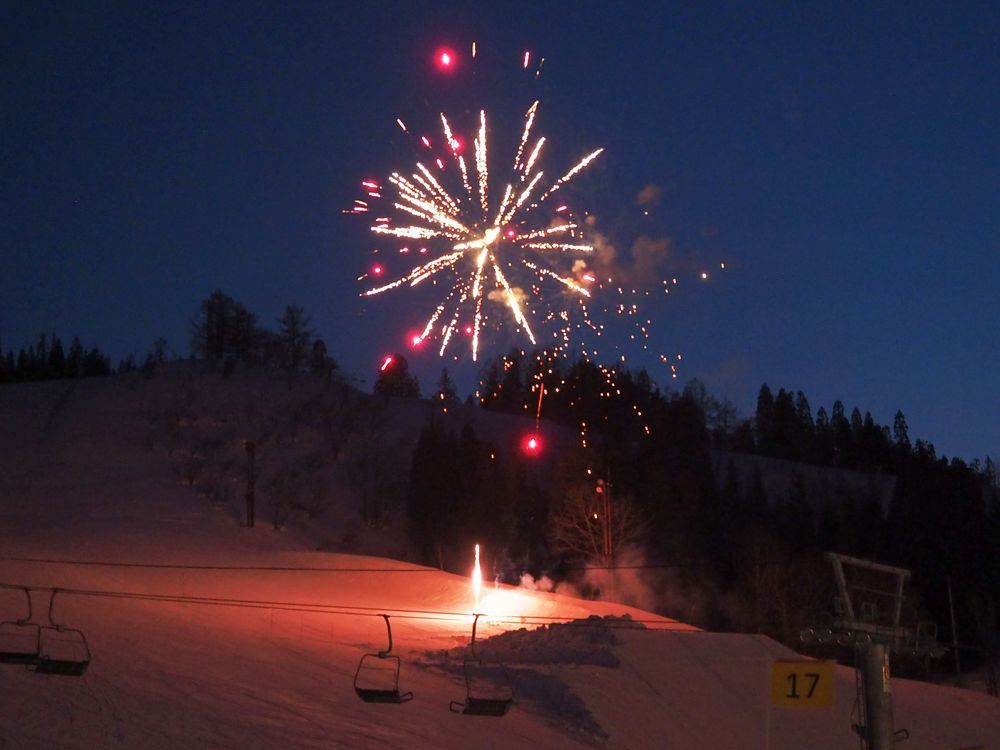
[1, 370, 997, 748]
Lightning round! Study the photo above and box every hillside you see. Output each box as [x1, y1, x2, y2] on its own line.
[1, 370, 998, 748]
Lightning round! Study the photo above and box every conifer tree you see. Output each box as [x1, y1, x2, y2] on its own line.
[83, 346, 111, 376]
[309, 339, 336, 379]
[497, 349, 525, 411]
[754, 383, 775, 449]
[373, 354, 420, 398]
[892, 410, 910, 449]
[850, 407, 864, 436]
[436, 367, 457, 403]
[67, 337, 84, 377]
[48, 335, 66, 377]
[35, 334, 48, 377]
[191, 290, 258, 363]
[152, 337, 168, 364]
[772, 388, 798, 458]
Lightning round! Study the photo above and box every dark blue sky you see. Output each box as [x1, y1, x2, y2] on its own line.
[2, 2, 997, 462]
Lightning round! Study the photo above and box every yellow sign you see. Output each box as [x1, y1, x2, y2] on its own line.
[770, 660, 834, 708]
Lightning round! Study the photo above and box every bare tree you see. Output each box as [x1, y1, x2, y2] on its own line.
[341, 400, 406, 528]
[549, 477, 645, 565]
[172, 436, 220, 487]
[968, 590, 1000, 696]
[277, 305, 313, 374]
[263, 467, 301, 530]
[732, 528, 828, 641]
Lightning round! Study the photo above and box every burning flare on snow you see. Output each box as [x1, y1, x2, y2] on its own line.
[473, 543, 482, 611]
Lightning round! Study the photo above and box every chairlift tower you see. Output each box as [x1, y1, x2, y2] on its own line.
[801, 553, 945, 750]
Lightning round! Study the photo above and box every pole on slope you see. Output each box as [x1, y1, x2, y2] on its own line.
[860, 641, 895, 750]
[947, 576, 961, 681]
[763, 657, 771, 750]
[244, 440, 256, 528]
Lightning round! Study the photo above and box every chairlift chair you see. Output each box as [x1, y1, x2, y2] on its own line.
[354, 615, 413, 704]
[450, 614, 514, 717]
[0, 587, 40, 666]
[31, 589, 90, 677]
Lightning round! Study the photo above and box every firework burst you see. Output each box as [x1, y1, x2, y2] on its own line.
[352, 82, 604, 361]
[350, 45, 728, 442]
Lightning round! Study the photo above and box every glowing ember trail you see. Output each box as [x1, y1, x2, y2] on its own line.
[356, 91, 604, 360]
[351, 46, 721, 410]
[472, 543, 482, 610]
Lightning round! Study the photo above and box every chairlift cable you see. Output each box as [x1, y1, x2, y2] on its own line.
[0, 555, 439, 574]
[0, 581, 685, 628]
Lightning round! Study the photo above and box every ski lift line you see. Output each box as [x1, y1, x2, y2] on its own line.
[0, 584, 470, 620]
[0, 555, 439, 574]
[0, 583, 680, 628]
[0, 554, 799, 574]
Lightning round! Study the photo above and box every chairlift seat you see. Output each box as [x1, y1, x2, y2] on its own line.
[355, 686, 413, 704]
[33, 625, 91, 677]
[451, 660, 514, 717]
[450, 696, 513, 717]
[353, 616, 412, 704]
[0, 622, 40, 665]
[34, 653, 89, 676]
[450, 615, 514, 718]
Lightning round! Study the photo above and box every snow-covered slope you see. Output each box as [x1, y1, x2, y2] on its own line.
[1, 373, 997, 749]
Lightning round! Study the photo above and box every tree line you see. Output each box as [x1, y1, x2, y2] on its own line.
[420, 348, 1000, 677]
[0, 333, 112, 383]
[189, 290, 337, 379]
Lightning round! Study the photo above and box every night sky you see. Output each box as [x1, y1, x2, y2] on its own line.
[2, 2, 997, 463]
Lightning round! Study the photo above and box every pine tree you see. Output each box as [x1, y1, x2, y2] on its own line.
[152, 337, 168, 364]
[309, 339, 336, 379]
[436, 367, 457, 403]
[831, 400, 852, 465]
[67, 337, 84, 378]
[813, 406, 833, 464]
[850, 407, 864, 437]
[48, 335, 66, 378]
[755, 383, 775, 450]
[35, 334, 48, 378]
[772, 388, 798, 459]
[794, 391, 812, 428]
[191, 290, 259, 363]
[373, 354, 420, 398]
[231, 305, 258, 363]
[16, 349, 29, 380]
[497, 349, 525, 411]
[892, 410, 910, 449]
[479, 361, 501, 406]
[83, 346, 111, 376]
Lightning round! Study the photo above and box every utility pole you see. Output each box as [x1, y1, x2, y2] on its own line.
[802, 554, 935, 750]
[859, 642, 895, 749]
[947, 576, 961, 680]
[604, 468, 615, 565]
[596, 474, 613, 563]
[244, 440, 256, 528]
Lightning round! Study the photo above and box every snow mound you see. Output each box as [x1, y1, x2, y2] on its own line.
[423, 616, 648, 739]
[447, 614, 644, 667]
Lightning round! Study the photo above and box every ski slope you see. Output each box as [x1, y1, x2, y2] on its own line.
[1, 373, 997, 748]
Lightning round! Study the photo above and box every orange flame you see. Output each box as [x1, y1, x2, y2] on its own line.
[473, 543, 482, 611]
